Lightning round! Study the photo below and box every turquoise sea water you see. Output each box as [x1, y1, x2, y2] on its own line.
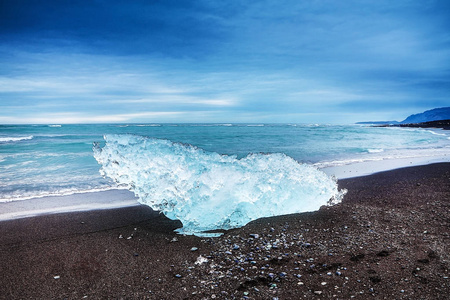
[1, 124, 449, 203]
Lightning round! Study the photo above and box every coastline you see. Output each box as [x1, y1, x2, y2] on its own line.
[0, 189, 139, 222]
[1, 155, 449, 223]
[1, 163, 449, 299]
[320, 153, 450, 179]
[376, 119, 450, 130]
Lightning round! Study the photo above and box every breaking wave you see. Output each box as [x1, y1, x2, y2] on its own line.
[0, 136, 34, 142]
[93, 134, 345, 236]
[367, 148, 384, 153]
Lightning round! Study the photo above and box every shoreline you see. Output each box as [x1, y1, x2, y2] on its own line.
[1, 156, 449, 223]
[0, 189, 139, 222]
[1, 163, 449, 299]
[375, 119, 450, 130]
[320, 153, 450, 179]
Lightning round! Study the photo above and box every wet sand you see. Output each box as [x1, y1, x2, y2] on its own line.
[1, 163, 449, 299]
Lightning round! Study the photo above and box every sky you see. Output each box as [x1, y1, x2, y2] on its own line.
[0, 0, 449, 124]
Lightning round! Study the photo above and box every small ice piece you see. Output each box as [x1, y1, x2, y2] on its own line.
[195, 255, 208, 265]
[53, 275, 60, 279]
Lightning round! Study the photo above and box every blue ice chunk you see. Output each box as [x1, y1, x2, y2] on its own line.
[94, 134, 345, 236]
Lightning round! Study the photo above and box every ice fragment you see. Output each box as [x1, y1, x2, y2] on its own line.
[94, 135, 345, 236]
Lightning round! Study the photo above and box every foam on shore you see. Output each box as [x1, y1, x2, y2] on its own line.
[0, 189, 139, 222]
[320, 154, 450, 179]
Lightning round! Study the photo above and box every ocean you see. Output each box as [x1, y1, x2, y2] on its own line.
[1, 123, 449, 205]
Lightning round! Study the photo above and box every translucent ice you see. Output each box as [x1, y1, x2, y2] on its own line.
[94, 134, 345, 236]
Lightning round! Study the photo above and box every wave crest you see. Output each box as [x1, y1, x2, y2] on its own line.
[93, 134, 345, 236]
[0, 136, 34, 142]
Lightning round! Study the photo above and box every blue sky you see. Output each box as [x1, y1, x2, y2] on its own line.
[0, 0, 449, 124]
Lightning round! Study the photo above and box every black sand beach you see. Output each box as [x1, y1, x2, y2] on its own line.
[1, 163, 449, 299]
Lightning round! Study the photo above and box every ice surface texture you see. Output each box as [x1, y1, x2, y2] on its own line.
[94, 134, 345, 236]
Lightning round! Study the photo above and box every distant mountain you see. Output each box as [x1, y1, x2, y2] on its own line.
[401, 107, 450, 124]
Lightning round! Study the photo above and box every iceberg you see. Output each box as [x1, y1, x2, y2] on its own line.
[94, 134, 345, 236]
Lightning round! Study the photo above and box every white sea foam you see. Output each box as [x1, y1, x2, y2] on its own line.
[315, 147, 450, 169]
[422, 129, 448, 137]
[0, 186, 125, 203]
[0, 135, 34, 142]
[94, 134, 345, 236]
[48, 125, 62, 127]
[135, 124, 161, 127]
[0, 189, 138, 221]
[367, 148, 384, 153]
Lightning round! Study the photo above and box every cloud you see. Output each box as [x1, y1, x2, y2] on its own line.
[0, 1, 449, 124]
[114, 97, 236, 107]
[0, 111, 186, 124]
[0, 0, 228, 58]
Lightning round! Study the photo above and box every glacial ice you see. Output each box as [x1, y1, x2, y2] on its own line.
[94, 134, 345, 236]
